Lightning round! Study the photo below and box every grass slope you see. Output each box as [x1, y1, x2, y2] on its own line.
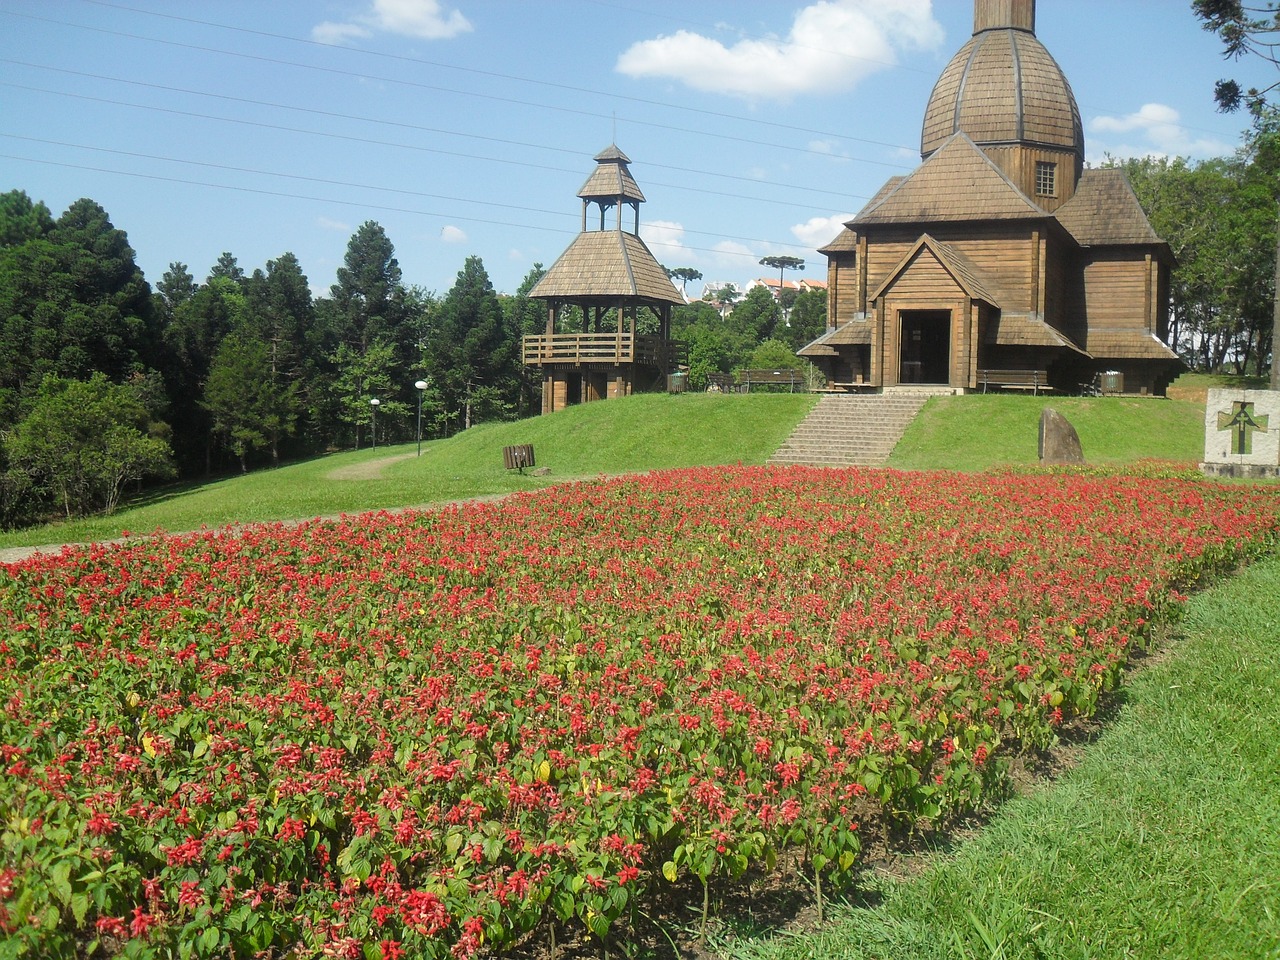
[0, 393, 814, 549]
[718, 552, 1280, 960]
[889, 396, 1204, 471]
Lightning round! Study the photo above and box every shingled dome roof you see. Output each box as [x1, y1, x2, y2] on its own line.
[921, 9, 1083, 160]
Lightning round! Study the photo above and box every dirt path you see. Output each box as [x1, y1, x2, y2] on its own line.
[326, 452, 415, 481]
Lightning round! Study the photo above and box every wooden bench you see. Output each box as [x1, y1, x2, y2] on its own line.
[704, 372, 736, 393]
[979, 369, 1051, 395]
[832, 377, 876, 393]
[737, 368, 807, 392]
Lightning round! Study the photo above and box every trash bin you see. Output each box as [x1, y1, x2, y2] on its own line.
[1099, 372, 1123, 395]
[667, 372, 688, 393]
[502, 445, 534, 470]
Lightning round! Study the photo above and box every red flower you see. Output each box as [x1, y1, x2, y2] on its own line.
[129, 906, 158, 939]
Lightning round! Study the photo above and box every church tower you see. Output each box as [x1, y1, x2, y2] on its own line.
[921, 0, 1082, 211]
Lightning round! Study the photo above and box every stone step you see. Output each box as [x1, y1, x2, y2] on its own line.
[767, 394, 926, 467]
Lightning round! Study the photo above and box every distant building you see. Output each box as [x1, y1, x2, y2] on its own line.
[748, 277, 827, 302]
[801, 0, 1181, 395]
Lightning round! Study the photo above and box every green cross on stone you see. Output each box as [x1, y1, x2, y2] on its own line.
[1217, 401, 1269, 456]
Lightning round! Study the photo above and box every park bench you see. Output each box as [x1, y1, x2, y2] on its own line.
[979, 369, 1051, 395]
[705, 372, 736, 393]
[736, 368, 807, 392]
[830, 376, 875, 393]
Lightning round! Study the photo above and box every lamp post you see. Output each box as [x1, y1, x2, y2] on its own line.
[414, 380, 428, 457]
[369, 397, 380, 451]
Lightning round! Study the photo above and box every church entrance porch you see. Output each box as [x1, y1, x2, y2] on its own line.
[898, 310, 951, 385]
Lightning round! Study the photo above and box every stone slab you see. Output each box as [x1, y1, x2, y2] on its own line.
[1203, 388, 1280, 470]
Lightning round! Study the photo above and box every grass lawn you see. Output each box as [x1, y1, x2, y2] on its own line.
[0, 392, 814, 549]
[715, 551, 1280, 960]
[888, 395, 1205, 471]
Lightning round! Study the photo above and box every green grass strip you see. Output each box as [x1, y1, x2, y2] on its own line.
[888, 396, 1205, 472]
[720, 551, 1280, 960]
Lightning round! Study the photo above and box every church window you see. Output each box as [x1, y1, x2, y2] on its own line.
[1035, 161, 1057, 198]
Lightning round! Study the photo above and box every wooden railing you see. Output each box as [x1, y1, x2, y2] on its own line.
[522, 334, 687, 368]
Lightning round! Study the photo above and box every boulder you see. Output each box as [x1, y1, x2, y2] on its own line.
[1039, 407, 1084, 464]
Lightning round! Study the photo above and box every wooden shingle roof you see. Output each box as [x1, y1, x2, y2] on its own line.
[1083, 328, 1181, 362]
[797, 320, 872, 356]
[1054, 168, 1165, 248]
[983, 312, 1088, 354]
[852, 134, 1046, 225]
[818, 226, 860, 255]
[529, 231, 682, 305]
[578, 144, 645, 204]
[921, 23, 1082, 159]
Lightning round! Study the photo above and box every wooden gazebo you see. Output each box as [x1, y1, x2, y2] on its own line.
[524, 145, 687, 414]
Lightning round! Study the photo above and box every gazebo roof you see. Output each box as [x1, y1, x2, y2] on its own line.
[529, 231, 683, 305]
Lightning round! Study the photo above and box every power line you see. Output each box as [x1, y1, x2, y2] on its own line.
[0, 59, 892, 203]
[0, 82, 866, 220]
[71, 0, 920, 153]
[0, 152, 814, 260]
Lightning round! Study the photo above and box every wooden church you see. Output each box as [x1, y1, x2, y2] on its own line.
[800, 0, 1182, 395]
[523, 145, 686, 414]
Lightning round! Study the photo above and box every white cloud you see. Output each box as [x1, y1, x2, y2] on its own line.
[440, 224, 468, 243]
[615, 0, 943, 101]
[791, 214, 853, 249]
[1088, 103, 1234, 160]
[312, 0, 471, 44]
[640, 219, 689, 259]
[316, 216, 352, 232]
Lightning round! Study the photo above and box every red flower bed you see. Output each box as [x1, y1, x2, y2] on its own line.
[1, 465, 1277, 958]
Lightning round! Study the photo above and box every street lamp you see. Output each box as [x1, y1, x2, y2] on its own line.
[369, 397, 380, 450]
[414, 380, 428, 457]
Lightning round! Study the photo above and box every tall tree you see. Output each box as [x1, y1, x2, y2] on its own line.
[328, 221, 409, 353]
[1194, 0, 1280, 113]
[426, 256, 521, 427]
[0, 197, 158, 425]
[665, 266, 703, 298]
[731, 283, 784, 343]
[1121, 152, 1276, 373]
[156, 262, 197, 313]
[243, 253, 317, 462]
[0, 190, 53, 247]
[162, 276, 246, 473]
[330, 339, 408, 448]
[1196, 0, 1280, 385]
[203, 332, 288, 472]
[759, 255, 805, 311]
[208, 251, 245, 286]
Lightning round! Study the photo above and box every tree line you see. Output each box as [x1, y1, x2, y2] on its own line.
[0, 191, 537, 528]
[1114, 111, 1279, 376]
[0, 191, 828, 530]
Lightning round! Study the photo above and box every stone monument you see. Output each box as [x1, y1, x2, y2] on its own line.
[1039, 408, 1085, 465]
[1202, 388, 1280, 479]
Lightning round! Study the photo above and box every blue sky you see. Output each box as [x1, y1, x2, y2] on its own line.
[1, 1, 1273, 301]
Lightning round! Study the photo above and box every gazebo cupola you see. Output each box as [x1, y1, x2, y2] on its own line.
[578, 145, 646, 233]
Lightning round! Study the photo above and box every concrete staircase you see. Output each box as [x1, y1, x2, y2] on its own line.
[768, 393, 930, 467]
